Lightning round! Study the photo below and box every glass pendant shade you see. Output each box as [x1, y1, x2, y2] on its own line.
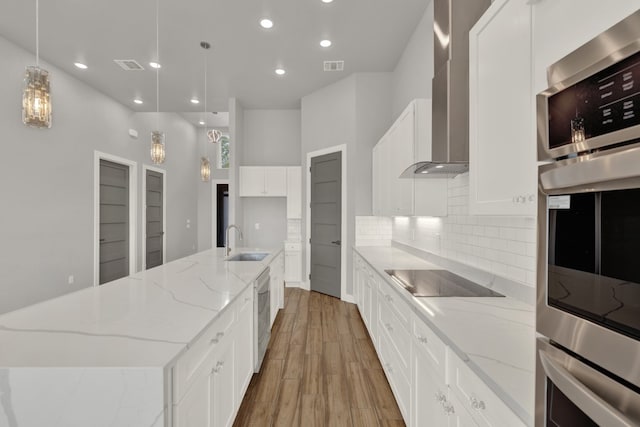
[150, 131, 166, 164]
[571, 116, 585, 143]
[207, 129, 221, 143]
[200, 157, 211, 182]
[22, 66, 52, 128]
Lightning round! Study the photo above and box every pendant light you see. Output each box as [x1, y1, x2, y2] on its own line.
[207, 128, 221, 144]
[22, 0, 52, 128]
[200, 41, 211, 182]
[150, 0, 165, 164]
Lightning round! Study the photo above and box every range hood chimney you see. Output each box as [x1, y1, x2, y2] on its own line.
[403, 0, 490, 178]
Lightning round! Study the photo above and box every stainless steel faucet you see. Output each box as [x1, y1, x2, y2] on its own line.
[225, 224, 243, 257]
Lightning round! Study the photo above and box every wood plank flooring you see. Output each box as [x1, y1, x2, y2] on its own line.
[233, 288, 405, 427]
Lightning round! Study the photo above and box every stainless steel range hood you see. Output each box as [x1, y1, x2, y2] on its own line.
[402, 0, 490, 178]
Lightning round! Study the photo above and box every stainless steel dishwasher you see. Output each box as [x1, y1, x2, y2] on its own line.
[254, 267, 270, 372]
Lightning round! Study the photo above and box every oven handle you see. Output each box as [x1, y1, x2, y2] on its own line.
[539, 350, 637, 427]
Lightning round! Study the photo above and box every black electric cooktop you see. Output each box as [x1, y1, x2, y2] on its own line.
[384, 269, 504, 297]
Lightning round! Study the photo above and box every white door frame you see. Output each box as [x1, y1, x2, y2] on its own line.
[211, 179, 230, 249]
[305, 144, 348, 301]
[142, 165, 167, 270]
[93, 151, 138, 286]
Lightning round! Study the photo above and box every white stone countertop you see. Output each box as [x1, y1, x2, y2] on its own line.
[354, 246, 535, 427]
[0, 247, 281, 368]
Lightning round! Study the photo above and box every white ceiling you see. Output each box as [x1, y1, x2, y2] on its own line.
[0, 0, 428, 114]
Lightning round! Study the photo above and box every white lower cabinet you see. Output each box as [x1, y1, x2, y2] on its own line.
[352, 250, 526, 427]
[412, 321, 476, 427]
[235, 287, 254, 404]
[210, 339, 236, 427]
[270, 251, 285, 326]
[172, 285, 254, 427]
[174, 369, 211, 427]
[448, 349, 526, 427]
[284, 242, 301, 284]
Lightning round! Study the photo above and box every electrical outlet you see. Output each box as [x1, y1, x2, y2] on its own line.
[68, 275, 74, 285]
[255, 223, 260, 230]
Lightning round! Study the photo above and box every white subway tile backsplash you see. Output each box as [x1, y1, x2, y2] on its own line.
[355, 216, 392, 246]
[392, 173, 537, 288]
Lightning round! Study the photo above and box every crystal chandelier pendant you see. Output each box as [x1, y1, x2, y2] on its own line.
[207, 128, 221, 143]
[150, 131, 166, 164]
[23, 66, 52, 128]
[200, 157, 211, 181]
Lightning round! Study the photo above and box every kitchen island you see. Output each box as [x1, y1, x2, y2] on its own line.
[0, 247, 281, 427]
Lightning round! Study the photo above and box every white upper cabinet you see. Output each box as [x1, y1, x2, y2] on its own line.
[469, 0, 537, 216]
[373, 99, 447, 217]
[239, 166, 287, 197]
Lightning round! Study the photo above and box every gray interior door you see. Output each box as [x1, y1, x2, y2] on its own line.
[310, 151, 342, 298]
[146, 169, 164, 269]
[99, 160, 129, 284]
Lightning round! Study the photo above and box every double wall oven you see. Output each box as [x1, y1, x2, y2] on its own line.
[536, 10, 640, 426]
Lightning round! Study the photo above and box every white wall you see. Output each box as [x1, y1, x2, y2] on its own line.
[242, 110, 301, 166]
[0, 36, 201, 314]
[301, 73, 392, 295]
[391, 1, 434, 120]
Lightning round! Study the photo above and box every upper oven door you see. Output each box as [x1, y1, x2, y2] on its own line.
[537, 144, 640, 388]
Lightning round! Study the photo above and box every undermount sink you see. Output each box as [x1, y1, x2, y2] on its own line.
[227, 252, 268, 262]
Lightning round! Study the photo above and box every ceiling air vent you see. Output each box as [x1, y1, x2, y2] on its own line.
[324, 60, 344, 72]
[114, 59, 145, 71]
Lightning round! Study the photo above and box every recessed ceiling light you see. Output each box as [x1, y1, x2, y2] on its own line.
[260, 18, 274, 29]
[320, 39, 332, 48]
[74, 62, 88, 69]
[199, 120, 205, 125]
[322, 0, 333, 3]
[149, 61, 161, 69]
[435, 165, 444, 169]
[275, 68, 286, 75]
[133, 99, 143, 105]
[190, 98, 200, 104]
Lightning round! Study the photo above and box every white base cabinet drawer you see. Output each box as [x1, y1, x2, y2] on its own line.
[448, 349, 526, 427]
[413, 313, 447, 382]
[379, 292, 412, 372]
[379, 327, 411, 422]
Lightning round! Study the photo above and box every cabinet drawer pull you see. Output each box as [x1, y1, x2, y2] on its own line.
[210, 332, 224, 344]
[384, 294, 393, 303]
[443, 401, 455, 415]
[470, 396, 486, 410]
[212, 360, 224, 374]
[417, 335, 428, 344]
[434, 391, 446, 403]
[385, 323, 393, 332]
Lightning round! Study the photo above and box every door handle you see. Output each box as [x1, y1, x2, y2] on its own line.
[331, 240, 341, 246]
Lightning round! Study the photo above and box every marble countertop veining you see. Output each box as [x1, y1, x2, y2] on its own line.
[354, 246, 535, 426]
[0, 247, 280, 368]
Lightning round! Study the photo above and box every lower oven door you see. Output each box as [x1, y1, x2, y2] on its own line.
[537, 144, 640, 386]
[536, 338, 640, 427]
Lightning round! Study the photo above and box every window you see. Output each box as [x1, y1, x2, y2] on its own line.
[218, 134, 229, 169]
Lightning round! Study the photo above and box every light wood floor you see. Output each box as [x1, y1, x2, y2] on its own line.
[233, 288, 405, 427]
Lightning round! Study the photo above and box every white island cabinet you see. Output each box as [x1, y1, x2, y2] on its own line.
[0, 248, 282, 427]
